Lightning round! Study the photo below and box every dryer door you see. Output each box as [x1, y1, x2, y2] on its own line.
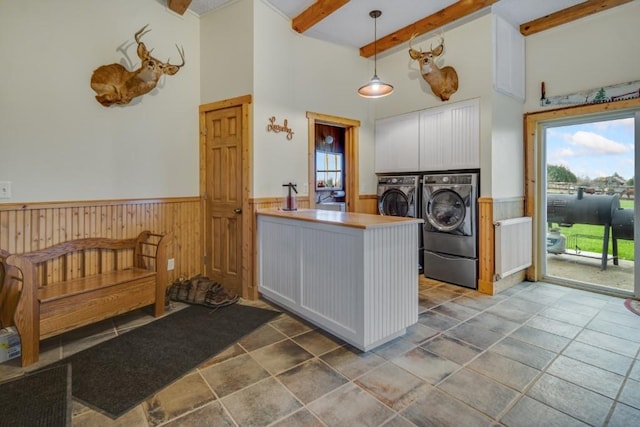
[425, 188, 469, 234]
[378, 188, 414, 217]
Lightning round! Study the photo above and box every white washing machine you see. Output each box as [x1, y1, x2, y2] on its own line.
[377, 175, 422, 272]
[422, 172, 478, 289]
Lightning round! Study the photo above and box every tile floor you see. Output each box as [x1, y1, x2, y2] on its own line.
[1, 279, 639, 426]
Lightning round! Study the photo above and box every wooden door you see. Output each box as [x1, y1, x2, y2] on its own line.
[204, 106, 243, 294]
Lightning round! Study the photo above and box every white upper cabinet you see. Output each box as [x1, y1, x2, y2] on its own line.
[421, 98, 480, 171]
[374, 111, 420, 173]
[375, 99, 480, 173]
[418, 106, 450, 170]
[493, 14, 525, 101]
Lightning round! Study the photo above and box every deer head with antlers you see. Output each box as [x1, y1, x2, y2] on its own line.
[90, 25, 185, 107]
[409, 32, 458, 101]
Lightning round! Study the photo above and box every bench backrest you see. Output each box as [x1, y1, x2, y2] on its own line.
[5, 231, 164, 287]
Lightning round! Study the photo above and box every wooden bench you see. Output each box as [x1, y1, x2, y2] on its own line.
[2, 231, 171, 366]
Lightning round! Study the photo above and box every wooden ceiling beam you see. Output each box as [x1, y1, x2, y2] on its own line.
[520, 0, 633, 36]
[292, 0, 350, 33]
[359, 0, 499, 58]
[167, 0, 193, 15]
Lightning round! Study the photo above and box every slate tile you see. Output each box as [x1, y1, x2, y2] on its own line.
[320, 345, 386, 380]
[307, 383, 395, 427]
[607, 403, 640, 427]
[392, 347, 460, 385]
[501, 396, 588, 427]
[546, 355, 625, 398]
[510, 325, 570, 352]
[201, 353, 270, 397]
[491, 336, 556, 370]
[355, 362, 431, 410]
[575, 329, 640, 357]
[562, 341, 633, 376]
[618, 378, 640, 410]
[468, 351, 540, 392]
[277, 359, 348, 404]
[144, 373, 215, 426]
[163, 401, 235, 427]
[444, 322, 504, 350]
[401, 387, 492, 426]
[221, 377, 302, 426]
[527, 374, 613, 426]
[437, 368, 519, 418]
[420, 335, 483, 365]
[251, 339, 314, 375]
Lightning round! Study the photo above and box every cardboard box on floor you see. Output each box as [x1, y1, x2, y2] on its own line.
[0, 327, 21, 362]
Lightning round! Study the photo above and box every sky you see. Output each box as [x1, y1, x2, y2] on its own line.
[546, 117, 635, 183]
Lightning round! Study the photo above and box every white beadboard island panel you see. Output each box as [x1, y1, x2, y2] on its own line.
[257, 208, 422, 351]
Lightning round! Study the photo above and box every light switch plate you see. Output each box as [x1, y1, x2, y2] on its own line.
[0, 181, 11, 199]
[167, 258, 175, 271]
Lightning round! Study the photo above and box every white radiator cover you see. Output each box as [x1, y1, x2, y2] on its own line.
[495, 217, 532, 279]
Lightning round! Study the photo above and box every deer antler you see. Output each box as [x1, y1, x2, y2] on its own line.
[171, 45, 186, 69]
[408, 33, 423, 60]
[135, 24, 152, 44]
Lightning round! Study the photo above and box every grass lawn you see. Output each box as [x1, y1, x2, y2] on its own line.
[549, 198, 635, 261]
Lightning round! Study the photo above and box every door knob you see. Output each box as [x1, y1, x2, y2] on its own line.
[233, 208, 242, 214]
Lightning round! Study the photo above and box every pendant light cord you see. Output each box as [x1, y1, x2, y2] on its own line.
[373, 14, 378, 75]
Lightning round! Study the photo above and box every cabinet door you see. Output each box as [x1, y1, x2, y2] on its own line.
[449, 99, 480, 169]
[375, 112, 420, 173]
[494, 14, 525, 101]
[419, 108, 450, 171]
[419, 99, 479, 171]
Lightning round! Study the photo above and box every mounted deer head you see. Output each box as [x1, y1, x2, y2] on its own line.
[90, 25, 185, 107]
[409, 33, 458, 101]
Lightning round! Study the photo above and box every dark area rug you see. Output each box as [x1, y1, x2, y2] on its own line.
[50, 303, 280, 419]
[0, 363, 71, 427]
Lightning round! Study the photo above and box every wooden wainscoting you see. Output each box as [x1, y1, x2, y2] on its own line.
[357, 194, 378, 214]
[0, 197, 202, 325]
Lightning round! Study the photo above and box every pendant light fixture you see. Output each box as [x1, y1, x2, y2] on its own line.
[358, 10, 394, 98]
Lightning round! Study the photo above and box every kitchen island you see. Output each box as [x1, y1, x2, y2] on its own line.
[257, 208, 423, 351]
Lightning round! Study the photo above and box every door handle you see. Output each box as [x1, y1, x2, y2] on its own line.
[233, 208, 242, 214]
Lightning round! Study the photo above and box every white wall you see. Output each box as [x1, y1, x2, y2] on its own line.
[525, 1, 640, 113]
[491, 91, 524, 198]
[0, 0, 200, 203]
[200, 0, 253, 103]
[251, 0, 376, 198]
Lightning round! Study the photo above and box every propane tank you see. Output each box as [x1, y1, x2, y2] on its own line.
[546, 228, 566, 254]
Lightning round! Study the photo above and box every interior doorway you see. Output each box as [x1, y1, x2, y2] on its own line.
[199, 95, 252, 298]
[543, 115, 636, 295]
[306, 112, 361, 212]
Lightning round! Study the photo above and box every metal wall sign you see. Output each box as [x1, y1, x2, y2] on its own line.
[540, 80, 640, 107]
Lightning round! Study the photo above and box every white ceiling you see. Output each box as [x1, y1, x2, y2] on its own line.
[188, 0, 587, 49]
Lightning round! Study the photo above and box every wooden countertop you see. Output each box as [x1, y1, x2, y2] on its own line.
[257, 208, 423, 229]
